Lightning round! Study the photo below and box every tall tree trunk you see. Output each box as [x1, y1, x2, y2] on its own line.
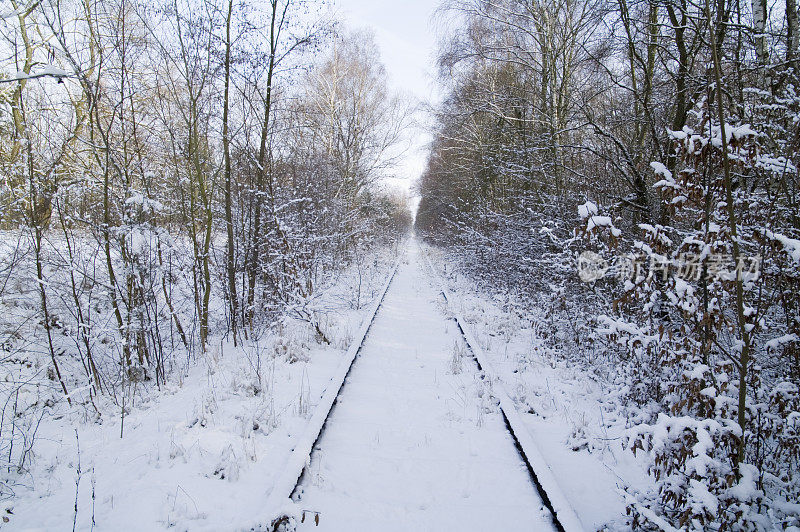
[708, 0, 753, 472]
[753, 0, 768, 77]
[247, 0, 279, 326]
[223, 0, 238, 345]
[788, 0, 799, 65]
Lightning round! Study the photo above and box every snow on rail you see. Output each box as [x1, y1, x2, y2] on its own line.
[256, 259, 400, 530]
[424, 252, 585, 532]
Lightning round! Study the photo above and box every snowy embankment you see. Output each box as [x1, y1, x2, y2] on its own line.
[259, 258, 399, 529]
[424, 245, 653, 531]
[3, 239, 399, 531]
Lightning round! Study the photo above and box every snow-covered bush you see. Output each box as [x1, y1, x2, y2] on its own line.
[583, 96, 800, 528]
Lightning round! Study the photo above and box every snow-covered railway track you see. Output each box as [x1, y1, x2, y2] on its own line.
[423, 253, 584, 532]
[259, 243, 573, 531]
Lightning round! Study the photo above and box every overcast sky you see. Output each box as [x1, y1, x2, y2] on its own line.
[331, 0, 442, 196]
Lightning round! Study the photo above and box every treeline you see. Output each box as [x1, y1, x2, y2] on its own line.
[417, 0, 799, 528]
[0, 0, 409, 427]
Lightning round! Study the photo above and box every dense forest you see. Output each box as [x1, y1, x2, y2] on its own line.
[0, 0, 410, 379]
[0, 0, 409, 514]
[417, 0, 800, 528]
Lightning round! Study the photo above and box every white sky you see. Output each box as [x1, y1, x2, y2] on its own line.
[331, 0, 441, 198]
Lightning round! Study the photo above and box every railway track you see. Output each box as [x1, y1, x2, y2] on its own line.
[423, 252, 584, 532]
[261, 246, 583, 531]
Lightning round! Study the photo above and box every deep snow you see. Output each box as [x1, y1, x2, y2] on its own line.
[3, 246, 397, 531]
[4, 238, 655, 531]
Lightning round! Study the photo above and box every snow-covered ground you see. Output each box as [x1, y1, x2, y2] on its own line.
[4, 244, 398, 531]
[293, 243, 553, 531]
[4, 237, 655, 530]
[425, 244, 654, 531]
